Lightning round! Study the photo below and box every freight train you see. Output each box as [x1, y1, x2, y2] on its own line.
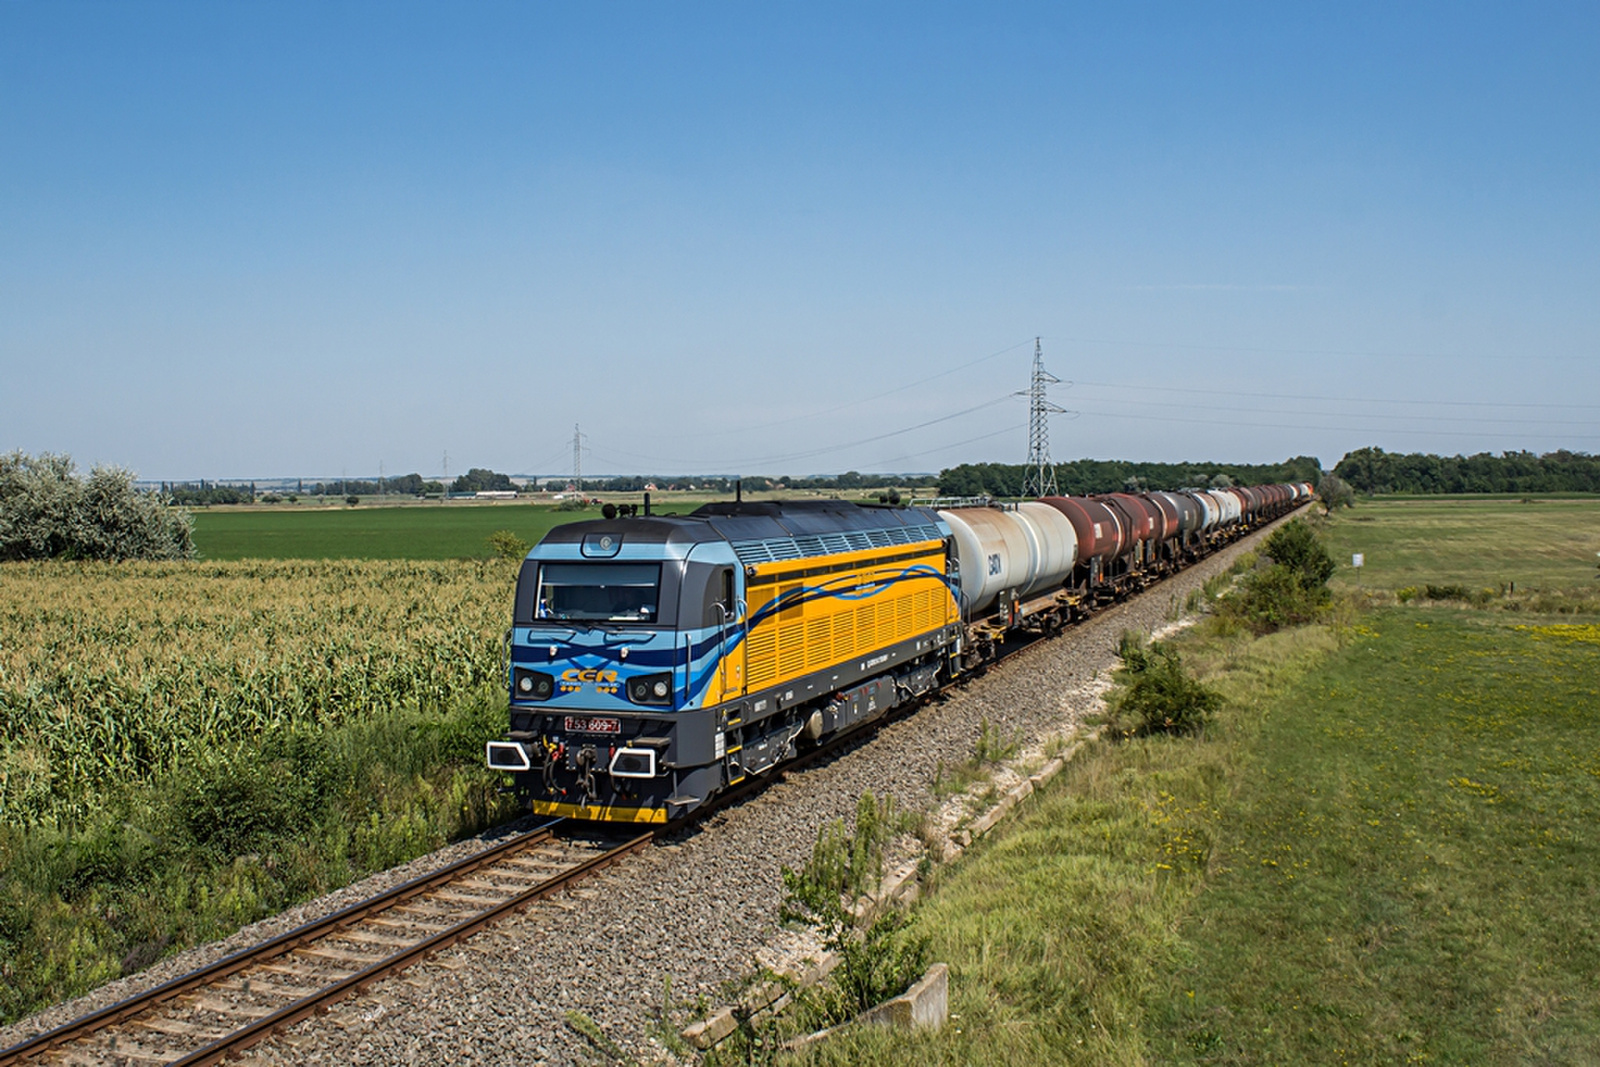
[486, 482, 1312, 823]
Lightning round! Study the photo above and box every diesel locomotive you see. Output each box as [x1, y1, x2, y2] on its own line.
[486, 483, 1311, 823]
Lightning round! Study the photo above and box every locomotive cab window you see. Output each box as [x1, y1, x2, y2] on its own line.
[534, 563, 662, 623]
[702, 566, 735, 626]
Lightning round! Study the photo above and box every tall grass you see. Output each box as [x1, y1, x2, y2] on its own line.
[0, 688, 518, 1024]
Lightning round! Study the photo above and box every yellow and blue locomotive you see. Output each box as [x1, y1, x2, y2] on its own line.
[487, 482, 1313, 823]
[486, 500, 961, 823]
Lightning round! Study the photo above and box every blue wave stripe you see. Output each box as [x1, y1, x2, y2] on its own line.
[515, 565, 958, 709]
[686, 565, 958, 703]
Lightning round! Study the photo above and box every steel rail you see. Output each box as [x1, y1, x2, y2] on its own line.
[0, 821, 652, 1066]
[172, 831, 653, 1067]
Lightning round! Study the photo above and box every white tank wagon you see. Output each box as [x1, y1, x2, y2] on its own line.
[1205, 488, 1242, 526]
[936, 502, 1079, 619]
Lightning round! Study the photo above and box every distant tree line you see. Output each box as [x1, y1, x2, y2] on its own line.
[450, 468, 514, 493]
[1333, 448, 1600, 494]
[780, 471, 940, 491]
[163, 482, 257, 505]
[937, 456, 1325, 498]
[166, 468, 531, 500]
[588, 475, 736, 493]
[2, 452, 194, 561]
[304, 474, 448, 497]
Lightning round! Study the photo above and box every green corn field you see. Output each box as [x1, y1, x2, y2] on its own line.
[0, 559, 512, 828]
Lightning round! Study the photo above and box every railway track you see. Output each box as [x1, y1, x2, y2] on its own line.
[0, 825, 650, 1066]
[0, 637, 1058, 1067]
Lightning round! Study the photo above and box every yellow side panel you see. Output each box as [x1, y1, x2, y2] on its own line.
[777, 621, 805, 676]
[740, 541, 953, 696]
[806, 614, 832, 671]
[747, 628, 777, 688]
[856, 602, 876, 647]
[833, 610, 855, 660]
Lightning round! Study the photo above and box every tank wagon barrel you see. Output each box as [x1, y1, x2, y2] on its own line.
[487, 481, 1311, 823]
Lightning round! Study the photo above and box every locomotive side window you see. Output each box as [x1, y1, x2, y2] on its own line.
[698, 566, 736, 627]
[535, 563, 661, 623]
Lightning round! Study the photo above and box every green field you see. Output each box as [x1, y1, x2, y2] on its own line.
[785, 501, 1600, 1065]
[1143, 611, 1600, 1063]
[1321, 497, 1600, 592]
[186, 489, 899, 560]
[189, 503, 579, 559]
[0, 559, 517, 1023]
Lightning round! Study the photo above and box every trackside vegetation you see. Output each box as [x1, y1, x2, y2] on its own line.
[1105, 634, 1222, 738]
[0, 452, 193, 562]
[1213, 518, 1336, 634]
[780, 501, 1600, 1064]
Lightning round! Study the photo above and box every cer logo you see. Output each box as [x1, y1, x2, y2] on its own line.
[561, 668, 619, 684]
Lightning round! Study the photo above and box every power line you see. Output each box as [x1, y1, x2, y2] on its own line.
[590, 392, 1017, 472]
[1072, 393, 1599, 427]
[647, 337, 1039, 442]
[1070, 378, 1600, 412]
[1075, 407, 1600, 441]
[1058, 334, 1594, 364]
[867, 423, 1026, 469]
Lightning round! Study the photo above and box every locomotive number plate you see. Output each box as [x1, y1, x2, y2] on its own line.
[565, 716, 622, 735]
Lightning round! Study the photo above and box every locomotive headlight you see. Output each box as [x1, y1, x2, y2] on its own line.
[512, 668, 555, 702]
[627, 672, 673, 706]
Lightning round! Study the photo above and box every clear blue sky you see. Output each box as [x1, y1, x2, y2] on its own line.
[3, 2, 1597, 481]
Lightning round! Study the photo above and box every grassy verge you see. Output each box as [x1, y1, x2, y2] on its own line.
[788, 620, 1345, 1066]
[1145, 610, 1600, 1063]
[0, 687, 517, 1025]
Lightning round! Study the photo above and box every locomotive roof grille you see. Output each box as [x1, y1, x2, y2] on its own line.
[729, 522, 944, 566]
